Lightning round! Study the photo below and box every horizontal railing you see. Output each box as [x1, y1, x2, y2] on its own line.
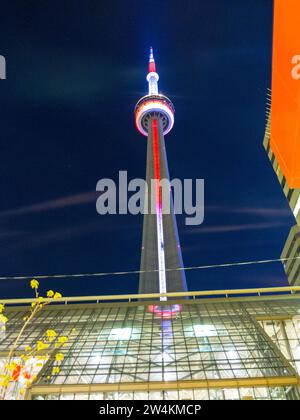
[27, 375, 300, 398]
[1, 286, 300, 307]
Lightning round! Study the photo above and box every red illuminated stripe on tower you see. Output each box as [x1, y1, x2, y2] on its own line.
[152, 118, 162, 210]
[141, 82, 184, 315]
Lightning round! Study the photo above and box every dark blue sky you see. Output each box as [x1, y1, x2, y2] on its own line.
[0, 0, 295, 298]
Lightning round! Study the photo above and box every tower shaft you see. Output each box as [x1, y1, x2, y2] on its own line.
[139, 116, 187, 296]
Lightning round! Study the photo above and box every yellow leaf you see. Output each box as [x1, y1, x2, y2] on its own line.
[52, 367, 60, 375]
[0, 314, 8, 323]
[47, 290, 54, 298]
[36, 341, 49, 351]
[46, 329, 57, 342]
[55, 353, 64, 362]
[57, 336, 68, 344]
[0, 378, 9, 387]
[30, 279, 39, 289]
[7, 361, 17, 371]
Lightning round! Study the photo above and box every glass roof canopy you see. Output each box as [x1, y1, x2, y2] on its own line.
[1, 287, 300, 400]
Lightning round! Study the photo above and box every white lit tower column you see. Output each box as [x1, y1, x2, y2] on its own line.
[135, 48, 187, 303]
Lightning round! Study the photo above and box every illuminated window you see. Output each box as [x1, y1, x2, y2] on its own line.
[193, 324, 217, 337]
[108, 328, 132, 341]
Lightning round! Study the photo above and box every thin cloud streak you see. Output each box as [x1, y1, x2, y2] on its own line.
[186, 221, 289, 235]
[206, 205, 291, 217]
[0, 191, 98, 218]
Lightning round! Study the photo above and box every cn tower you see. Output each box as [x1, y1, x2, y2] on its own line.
[135, 48, 187, 300]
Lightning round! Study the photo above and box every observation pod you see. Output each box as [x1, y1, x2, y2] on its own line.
[135, 94, 175, 137]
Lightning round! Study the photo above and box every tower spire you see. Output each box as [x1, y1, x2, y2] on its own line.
[146, 47, 159, 95]
[148, 46, 156, 73]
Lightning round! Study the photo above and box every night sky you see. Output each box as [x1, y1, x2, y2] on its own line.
[0, 0, 295, 299]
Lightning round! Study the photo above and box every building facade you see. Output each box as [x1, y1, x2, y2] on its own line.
[263, 0, 300, 285]
[264, 118, 300, 286]
[1, 287, 300, 400]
